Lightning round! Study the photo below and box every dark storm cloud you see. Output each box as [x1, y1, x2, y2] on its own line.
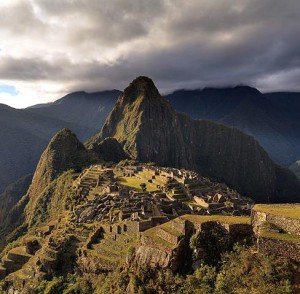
[1, 0, 300, 106]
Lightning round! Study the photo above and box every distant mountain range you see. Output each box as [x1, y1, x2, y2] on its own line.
[0, 91, 120, 194]
[166, 86, 300, 166]
[0, 83, 299, 199]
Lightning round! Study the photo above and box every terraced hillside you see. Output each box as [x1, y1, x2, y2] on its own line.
[136, 215, 252, 271]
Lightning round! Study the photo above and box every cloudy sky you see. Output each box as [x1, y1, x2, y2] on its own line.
[0, 0, 300, 108]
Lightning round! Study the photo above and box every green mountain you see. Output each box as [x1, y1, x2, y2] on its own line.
[88, 76, 299, 202]
[0, 105, 298, 292]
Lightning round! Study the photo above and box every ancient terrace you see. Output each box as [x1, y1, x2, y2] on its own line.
[70, 164, 253, 228]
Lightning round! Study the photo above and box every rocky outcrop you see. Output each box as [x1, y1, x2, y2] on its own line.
[89, 137, 128, 162]
[87, 76, 299, 202]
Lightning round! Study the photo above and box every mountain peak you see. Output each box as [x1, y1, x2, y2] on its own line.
[122, 76, 160, 103]
[26, 128, 92, 216]
[87, 76, 300, 202]
[48, 128, 81, 149]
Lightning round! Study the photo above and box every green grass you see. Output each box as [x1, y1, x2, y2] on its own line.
[181, 215, 251, 225]
[27, 170, 76, 226]
[117, 170, 167, 192]
[159, 222, 182, 237]
[11, 268, 29, 280]
[87, 248, 119, 263]
[87, 232, 139, 267]
[260, 230, 300, 244]
[253, 204, 300, 220]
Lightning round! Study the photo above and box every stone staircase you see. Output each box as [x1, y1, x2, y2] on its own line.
[74, 165, 103, 199]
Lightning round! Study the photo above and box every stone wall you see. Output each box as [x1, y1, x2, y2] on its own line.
[258, 236, 300, 262]
[86, 227, 104, 249]
[124, 221, 140, 233]
[251, 209, 300, 236]
[135, 245, 172, 268]
[135, 216, 253, 273]
[136, 235, 188, 272]
[251, 210, 267, 234]
[156, 228, 180, 245]
[170, 218, 187, 235]
[138, 220, 153, 232]
[267, 215, 300, 236]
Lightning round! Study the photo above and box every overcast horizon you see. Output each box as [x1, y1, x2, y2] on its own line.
[1, 0, 300, 108]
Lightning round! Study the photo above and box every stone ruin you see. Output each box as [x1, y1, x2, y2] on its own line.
[70, 164, 254, 242]
[135, 216, 253, 272]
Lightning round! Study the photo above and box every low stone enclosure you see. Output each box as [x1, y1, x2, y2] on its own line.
[251, 204, 300, 262]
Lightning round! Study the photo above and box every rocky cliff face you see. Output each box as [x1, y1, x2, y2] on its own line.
[88, 76, 299, 202]
[89, 137, 128, 163]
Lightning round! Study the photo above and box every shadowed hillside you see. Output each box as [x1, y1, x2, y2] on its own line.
[166, 87, 300, 166]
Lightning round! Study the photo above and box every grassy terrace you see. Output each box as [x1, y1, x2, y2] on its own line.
[253, 204, 300, 220]
[9, 246, 31, 258]
[159, 221, 182, 237]
[261, 230, 300, 244]
[181, 214, 250, 225]
[143, 220, 182, 250]
[118, 170, 168, 192]
[143, 229, 177, 250]
[143, 215, 251, 250]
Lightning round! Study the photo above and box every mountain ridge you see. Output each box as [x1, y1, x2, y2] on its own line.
[0, 90, 120, 195]
[88, 76, 299, 202]
[167, 87, 300, 166]
[0, 81, 299, 204]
